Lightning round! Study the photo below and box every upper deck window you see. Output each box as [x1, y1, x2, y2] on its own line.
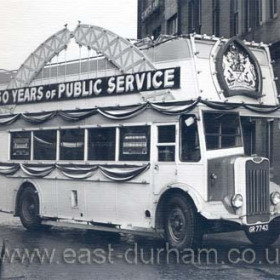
[204, 112, 242, 150]
[10, 132, 31, 160]
[34, 130, 57, 160]
[88, 128, 116, 161]
[60, 129, 84, 160]
[119, 126, 150, 161]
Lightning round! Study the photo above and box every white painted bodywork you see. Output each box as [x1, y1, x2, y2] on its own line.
[0, 30, 279, 233]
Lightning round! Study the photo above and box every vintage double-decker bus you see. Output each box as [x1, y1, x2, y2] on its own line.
[0, 24, 280, 249]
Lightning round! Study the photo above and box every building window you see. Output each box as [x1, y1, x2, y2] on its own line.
[119, 126, 150, 161]
[212, 0, 220, 36]
[157, 125, 176, 162]
[231, 0, 239, 36]
[244, 0, 251, 31]
[60, 129, 84, 160]
[271, 0, 278, 18]
[88, 128, 116, 161]
[245, 0, 262, 30]
[34, 130, 57, 160]
[142, 0, 149, 10]
[141, 0, 160, 21]
[167, 14, 178, 35]
[10, 132, 31, 160]
[180, 115, 201, 162]
[153, 25, 161, 39]
[188, 0, 201, 33]
[256, 0, 263, 25]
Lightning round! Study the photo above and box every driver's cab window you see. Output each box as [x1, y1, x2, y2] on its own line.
[180, 115, 201, 162]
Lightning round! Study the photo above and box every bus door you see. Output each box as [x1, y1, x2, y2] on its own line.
[152, 123, 178, 194]
[152, 115, 202, 195]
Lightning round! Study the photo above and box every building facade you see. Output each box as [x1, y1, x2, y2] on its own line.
[137, 0, 280, 86]
[138, 0, 279, 40]
[137, 0, 280, 183]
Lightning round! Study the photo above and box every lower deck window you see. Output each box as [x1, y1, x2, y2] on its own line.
[60, 129, 84, 160]
[88, 128, 116, 160]
[34, 130, 57, 160]
[119, 126, 150, 161]
[10, 132, 31, 160]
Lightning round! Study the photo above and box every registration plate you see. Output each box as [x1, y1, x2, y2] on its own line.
[248, 224, 269, 233]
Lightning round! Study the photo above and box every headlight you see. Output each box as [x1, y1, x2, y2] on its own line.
[271, 192, 280, 205]
[231, 194, 243, 208]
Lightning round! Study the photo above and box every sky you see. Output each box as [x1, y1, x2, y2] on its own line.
[0, 0, 137, 70]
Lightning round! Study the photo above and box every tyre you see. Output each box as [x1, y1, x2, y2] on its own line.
[164, 194, 200, 249]
[245, 230, 279, 247]
[18, 187, 42, 230]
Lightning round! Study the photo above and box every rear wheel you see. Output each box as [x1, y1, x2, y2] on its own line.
[18, 187, 42, 230]
[164, 194, 200, 249]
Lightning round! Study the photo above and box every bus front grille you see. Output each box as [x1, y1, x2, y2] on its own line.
[246, 159, 270, 224]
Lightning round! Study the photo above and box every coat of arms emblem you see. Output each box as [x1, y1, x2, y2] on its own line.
[216, 38, 262, 99]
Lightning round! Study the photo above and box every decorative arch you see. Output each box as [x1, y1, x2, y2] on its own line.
[8, 24, 156, 89]
[8, 28, 71, 89]
[73, 24, 155, 73]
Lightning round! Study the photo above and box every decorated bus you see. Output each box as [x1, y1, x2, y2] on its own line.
[0, 24, 280, 249]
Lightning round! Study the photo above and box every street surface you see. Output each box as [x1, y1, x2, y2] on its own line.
[0, 212, 280, 279]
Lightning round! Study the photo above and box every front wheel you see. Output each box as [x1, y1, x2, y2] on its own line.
[164, 194, 199, 249]
[18, 187, 42, 230]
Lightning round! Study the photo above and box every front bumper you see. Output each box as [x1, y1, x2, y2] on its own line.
[200, 200, 280, 226]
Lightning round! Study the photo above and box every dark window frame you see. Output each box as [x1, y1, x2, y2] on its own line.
[270, 0, 278, 18]
[231, 0, 239, 36]
[60, 129, 85, 161]
[10, 131, 31, 160]
[180, 115, 201, 162]
[157, 124, 176, 162]
[203, 111, 243, 151]
[188, 0, 202, 34]
[256, 0, 263, 25]
[167, 13, 178, 35]
[244, 0, 251, 31]
[152, 25, 161, 39]
[88, 127, 116, 161]
[212, 0, 220, 36]
[33, 130, 57, 161]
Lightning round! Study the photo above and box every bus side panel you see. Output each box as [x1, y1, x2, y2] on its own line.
[55, 180, 87, 220]
[35, 179, 58, 218]
[116, 182, 152, 228]
[84, 181, 117, 223]
[0, 177, 21, 213]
